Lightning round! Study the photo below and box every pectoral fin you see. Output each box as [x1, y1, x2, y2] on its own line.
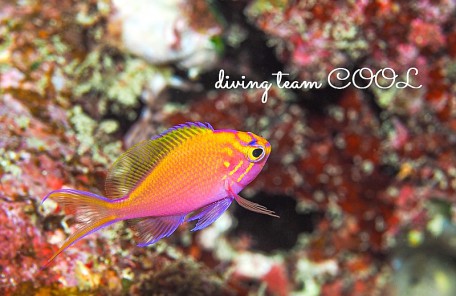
[225, 181, 279, 218]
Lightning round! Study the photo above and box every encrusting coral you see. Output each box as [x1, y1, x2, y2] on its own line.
[2, 0, 456, 295]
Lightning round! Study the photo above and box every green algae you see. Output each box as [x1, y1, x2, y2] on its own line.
[106, 58, 163, 107]
[248, 0, 289, 17]
[68, 105, 97, 155]
[0, 148, 22, 178]
[69, 49, 172, 112]
[67, 105, 122, 165]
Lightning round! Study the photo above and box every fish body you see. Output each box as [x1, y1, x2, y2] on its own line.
[42, 122, 277, 264]
[117, 128, 268, 217]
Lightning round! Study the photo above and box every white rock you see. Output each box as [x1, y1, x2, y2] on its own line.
[110, 0, 219, 72]
[233, 252, 274, 279]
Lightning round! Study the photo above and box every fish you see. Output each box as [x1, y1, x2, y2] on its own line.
[42, 122, 278, 265]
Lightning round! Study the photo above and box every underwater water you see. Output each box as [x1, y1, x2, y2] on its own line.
[1, 0, 456, 295]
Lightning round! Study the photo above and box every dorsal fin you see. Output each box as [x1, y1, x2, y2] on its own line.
[151, 121, 213, 140]
[105, 122, 214, 199]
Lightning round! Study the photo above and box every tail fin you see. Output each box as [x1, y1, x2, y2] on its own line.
[41, 189, 118, 267]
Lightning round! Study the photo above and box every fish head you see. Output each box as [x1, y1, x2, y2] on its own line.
[221, 130, 271, 190]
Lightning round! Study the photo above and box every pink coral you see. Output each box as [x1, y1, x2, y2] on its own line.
[0, 201, 49, 289]
[247, 0, 456, 117]
[408, 19, 445, 50]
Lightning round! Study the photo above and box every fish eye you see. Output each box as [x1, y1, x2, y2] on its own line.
[252, 148, 263, 158]
[248, 146, 265, 162]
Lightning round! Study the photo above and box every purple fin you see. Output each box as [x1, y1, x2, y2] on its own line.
[188, 198, 233, 232]
[151, 121, 214, 140]
[129, 215, 186, 247]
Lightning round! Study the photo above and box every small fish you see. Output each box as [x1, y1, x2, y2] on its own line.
[42, 122, 278, 265]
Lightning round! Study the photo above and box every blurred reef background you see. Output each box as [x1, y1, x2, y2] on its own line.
[1, 0, 456, 295]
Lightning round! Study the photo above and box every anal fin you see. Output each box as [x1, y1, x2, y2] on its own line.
[129, 215, 186, 247]
[188, 198, 233, 231]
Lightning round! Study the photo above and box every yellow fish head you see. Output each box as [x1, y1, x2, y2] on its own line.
[225, 130, 271, 189]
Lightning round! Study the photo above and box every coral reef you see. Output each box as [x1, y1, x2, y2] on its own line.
[246, 0, 456, 85]
[2, 0, 456, 295]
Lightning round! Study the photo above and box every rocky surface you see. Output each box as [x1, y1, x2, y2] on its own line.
[1, 0, 456, 295]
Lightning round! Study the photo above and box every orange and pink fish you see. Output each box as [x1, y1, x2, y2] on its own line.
[42, 122, 278, 264]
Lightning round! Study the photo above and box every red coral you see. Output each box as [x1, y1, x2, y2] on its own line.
[247, 0, 456, 121]
[262, 264, 290, 296]
[408, 19, 445, 50]
[0, 202, 50, 290]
